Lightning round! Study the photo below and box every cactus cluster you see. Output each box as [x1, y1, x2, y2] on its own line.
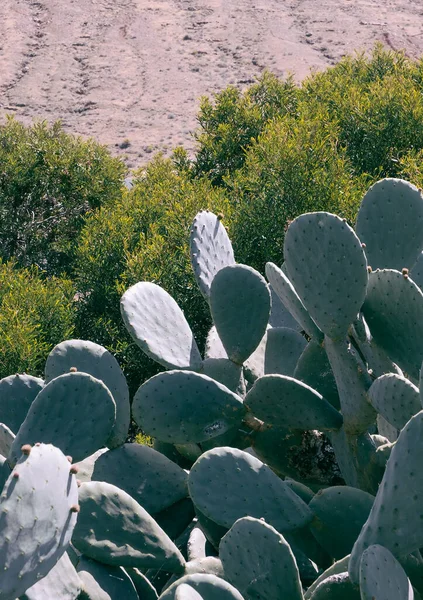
[3, 177, 423, 598]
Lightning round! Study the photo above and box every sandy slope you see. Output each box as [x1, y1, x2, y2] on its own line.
[1, 0, 423, 166]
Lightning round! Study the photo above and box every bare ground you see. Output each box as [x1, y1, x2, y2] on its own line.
[1, 0, 423, 167]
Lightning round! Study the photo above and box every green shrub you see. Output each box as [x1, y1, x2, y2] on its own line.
[301, 46, 423, 176]
[227, 107, 370, 271]
[193, 72, 299, 184]
[0, 117, 125, 276]
[0, 262, 75, 378]
[74, 155, 231, 393]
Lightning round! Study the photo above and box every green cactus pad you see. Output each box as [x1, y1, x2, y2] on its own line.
[72, 481, 185, 573]
[132, 370, 246, 445]
[44, 339, 130, 448]
[264, 328, 307, 376]
[188, 447, 312, 532]
[9, 372, 116, 466]
[411, 251, 423, 290]
[21, 552, 82, 600]
[209, 264, 271, 365]
[360, 544, 414, 600]
[324, 337, 376, 434]
[0, 423, 14, 457]
[284, 212, 368, 340]
[309, 486, 375, 560]
[190, 211, 235, 300]
[265, 262, 323, 340]
[201, 358, 246, 396]
[243, 328, 269, 382]
[368, 373, 421, 430]
[160, 574, 245, 600]
[121, 281, 203, 371]
[377, 414, 399, 442]
[0, 373, 43, 434]
[77, 557, 139, 600]
[304, 555, 350, 599]
[92, 443, 188, 515]
[310, 572, 360, 599]
[219, 516, 303, 600]
[245, 374, 343, 431]
[362, 269, 423, 380]
[349, 410, 423, 583]
[269, 285, 302, 330]
[294, 340, 340, 409]
[356, 178, 423, 271]
[0, 444, 78, 600]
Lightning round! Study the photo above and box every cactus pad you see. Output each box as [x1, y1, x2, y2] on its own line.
[0, 444, 79, 600]
[264, 328, 307, 376]
[245, 374, 343, 431]
[132, 370, 246, 444]
[45, 339, 130, 448]
[121, 281, 203, 370]
[92, 443, 188, 514]
[190, 211, 235, 299]
[209, 264, 271, 365]
[188, 447, 312, 532]
[362, 269, 423, 380]
[368, 373, 421, 430]
[284, 212, 368, 340]
[73, 481, 185, 573]
[0, 373, 43, 434]
[356, 178, 423, 271]
[219, 516, 303, 600]
[9, 372, 116, 465]
[359, 544, 414, 600]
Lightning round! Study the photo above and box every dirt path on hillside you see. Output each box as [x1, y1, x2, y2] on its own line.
[1, 0, 423, 168]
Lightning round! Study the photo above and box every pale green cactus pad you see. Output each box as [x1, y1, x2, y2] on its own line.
[132, 370, 246, 444]
[356, 178, 423, 271]
[359, 544, 414, 600]
[209, 264, 271, 365]
[121, 281, 203, 371]
[284, 212, 368, 341]
[190, 211, 235, 300]
[188, 447, 312, 532]
[219, 517, 303, 600]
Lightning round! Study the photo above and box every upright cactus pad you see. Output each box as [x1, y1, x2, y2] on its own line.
[284, 212, 368, 340]
[190, 211, 235, 300]
[72, 481, 186, 573]
[349, 410, 423, 583]
[362, 269, 423, 379]
[9, 372, 116, 466]
[44, 339, 130, 448]
[209, 264, 271, 365]
[0, 423, 14, 457]
[294, 340, 340, 409]
[0, 373, 43, 434]
[359, 544, 414, 600]
[356, 178, 423, 271]
[0, 444, 79, 600]
[368, 373, 421, 430]
[132, 370, 246, 444]
[308, 486, 375, 559]
[219, 517, 303, 600]
[121, 281, 203, 371]
[188, 447, 312, 532]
